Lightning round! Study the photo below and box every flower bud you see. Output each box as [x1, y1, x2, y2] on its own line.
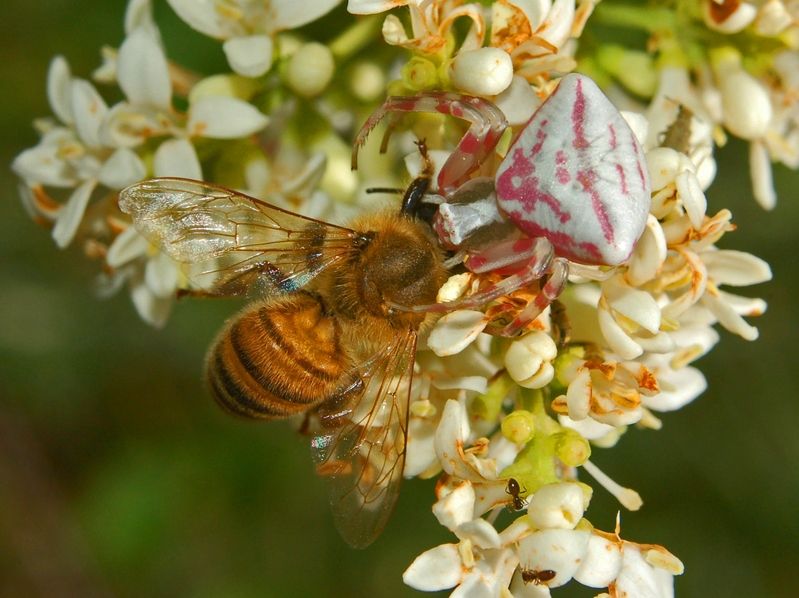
[501, 410, 535, 445]
[527, 482, 588, 530]
[402, 56, 438, 91]
[554, 430, 591, 467]
[285, 42, 334, 98]
[349, 61, 385, 102]
[448, 47, 513, 97]
[712, 49, 772, 139]
[505, 331, 558, 389]
[703, 0, 757, 33]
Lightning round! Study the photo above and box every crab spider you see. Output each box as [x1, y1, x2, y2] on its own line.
[353, 73, 651, 337]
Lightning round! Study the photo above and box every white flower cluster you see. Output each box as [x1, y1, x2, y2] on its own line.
[12, 0, 792, 596]
[12, 0, 334, 326]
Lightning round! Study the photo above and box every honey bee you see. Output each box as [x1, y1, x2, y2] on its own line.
[520, 568, 556, 585]
[119, 177, 448, 548]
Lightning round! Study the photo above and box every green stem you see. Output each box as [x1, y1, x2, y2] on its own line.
[329, 15, 384, 61]
[592, 2, 676, 33]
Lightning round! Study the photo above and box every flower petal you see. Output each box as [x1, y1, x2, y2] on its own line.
[403, 543, 462, 591]
[750, 139, 777, 210]
[526, 482, 586, 530]
[435, 400, 484, 481]
[12, 132, 78, 187]
[558, 414, 618, 442]
[153, 138, 202, 179]
[145, 251, 180, 298]
[404, 418, 437, 477]
[166, 0, 229, 38]
[117, 28, 172, 109]
[598, 306, 643, 360]
[644, 366, 706, 412]
[223, 35, 273, 78]
[347, 0, 403, 15]
[702, 250, 772, 286]
[101, 103, 167, 148]
[427, 310, 487, 357]
[106, 225, 149, 268]
[270, 0, 341, 30]
[701, 291, 759, 340]
[605, 282, 661, 334]
[433, 482, 475, 531]
[538, 0, 575, 48]
[98, 148, 146, 189]
[675, 170, 706, 229]
[565, 368, 591, 421]
[131, 277, 172, 328]
[495, 75, 540, 126]
[52, 179, 96, 248]
[188, 96, 268, 139]
[70, 79, 108, 148]
[456, 518, 502, 550]
[47, 56, 73, 125]
[125, 0, 160, 38]
[626, 215, 667, 286]
[615, 545, 673, 598]
[573, 534, 622, 587]
[516, 529, 591, 588]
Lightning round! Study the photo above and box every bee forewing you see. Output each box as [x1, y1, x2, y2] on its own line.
[312, 330, 417, 548]
[119, 177, 359, 296]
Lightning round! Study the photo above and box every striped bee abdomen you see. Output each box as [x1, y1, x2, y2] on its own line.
[206, 292, 353, 419]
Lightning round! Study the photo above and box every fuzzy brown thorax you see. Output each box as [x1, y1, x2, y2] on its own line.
[326, 211, 447, 330]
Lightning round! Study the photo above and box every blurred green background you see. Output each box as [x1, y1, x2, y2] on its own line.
[1, 2, 797, 597]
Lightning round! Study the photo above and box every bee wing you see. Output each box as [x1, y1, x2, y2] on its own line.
[311, 330, 417, 549]
[119, 177, 359, 296]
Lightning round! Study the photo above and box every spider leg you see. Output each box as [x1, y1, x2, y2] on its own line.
[388, 237, 554, 314]
[495, 257, 569, 337]
[351, 93, 508, 194]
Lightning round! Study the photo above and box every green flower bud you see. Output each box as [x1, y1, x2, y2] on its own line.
[554, 429, 591, 467]
[501, 410, 536, 445]
[285, 42, 335, 98]
[402, 56, 438, 91]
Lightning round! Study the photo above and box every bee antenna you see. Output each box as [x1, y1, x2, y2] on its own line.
[365, 187, 404, 195]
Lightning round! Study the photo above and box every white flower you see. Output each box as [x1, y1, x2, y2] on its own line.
[103, 27, 268, 156]
[105, 225, 181, 327]
[526, 482, 588, 530]
[403, 480, 524, 595]
[12, 57, 146, 248]
[504, 331, 558, 389]
[597, 275, 663, 361]
[351, 0, 485, 54]
[492, 0, 584, 81]
[167, 0, 341, 77]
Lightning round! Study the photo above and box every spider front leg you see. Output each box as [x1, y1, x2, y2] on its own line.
[351, 92, 508, 194]
[489, 256, 569, 337]
[390, 236, 569, 338]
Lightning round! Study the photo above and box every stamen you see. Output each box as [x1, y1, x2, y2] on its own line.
[582, 460, 643, 511]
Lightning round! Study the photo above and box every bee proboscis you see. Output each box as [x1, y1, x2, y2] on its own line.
[119, 177, 448, 548]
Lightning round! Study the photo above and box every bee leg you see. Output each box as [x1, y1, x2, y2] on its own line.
[351, 92, 507, 194]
